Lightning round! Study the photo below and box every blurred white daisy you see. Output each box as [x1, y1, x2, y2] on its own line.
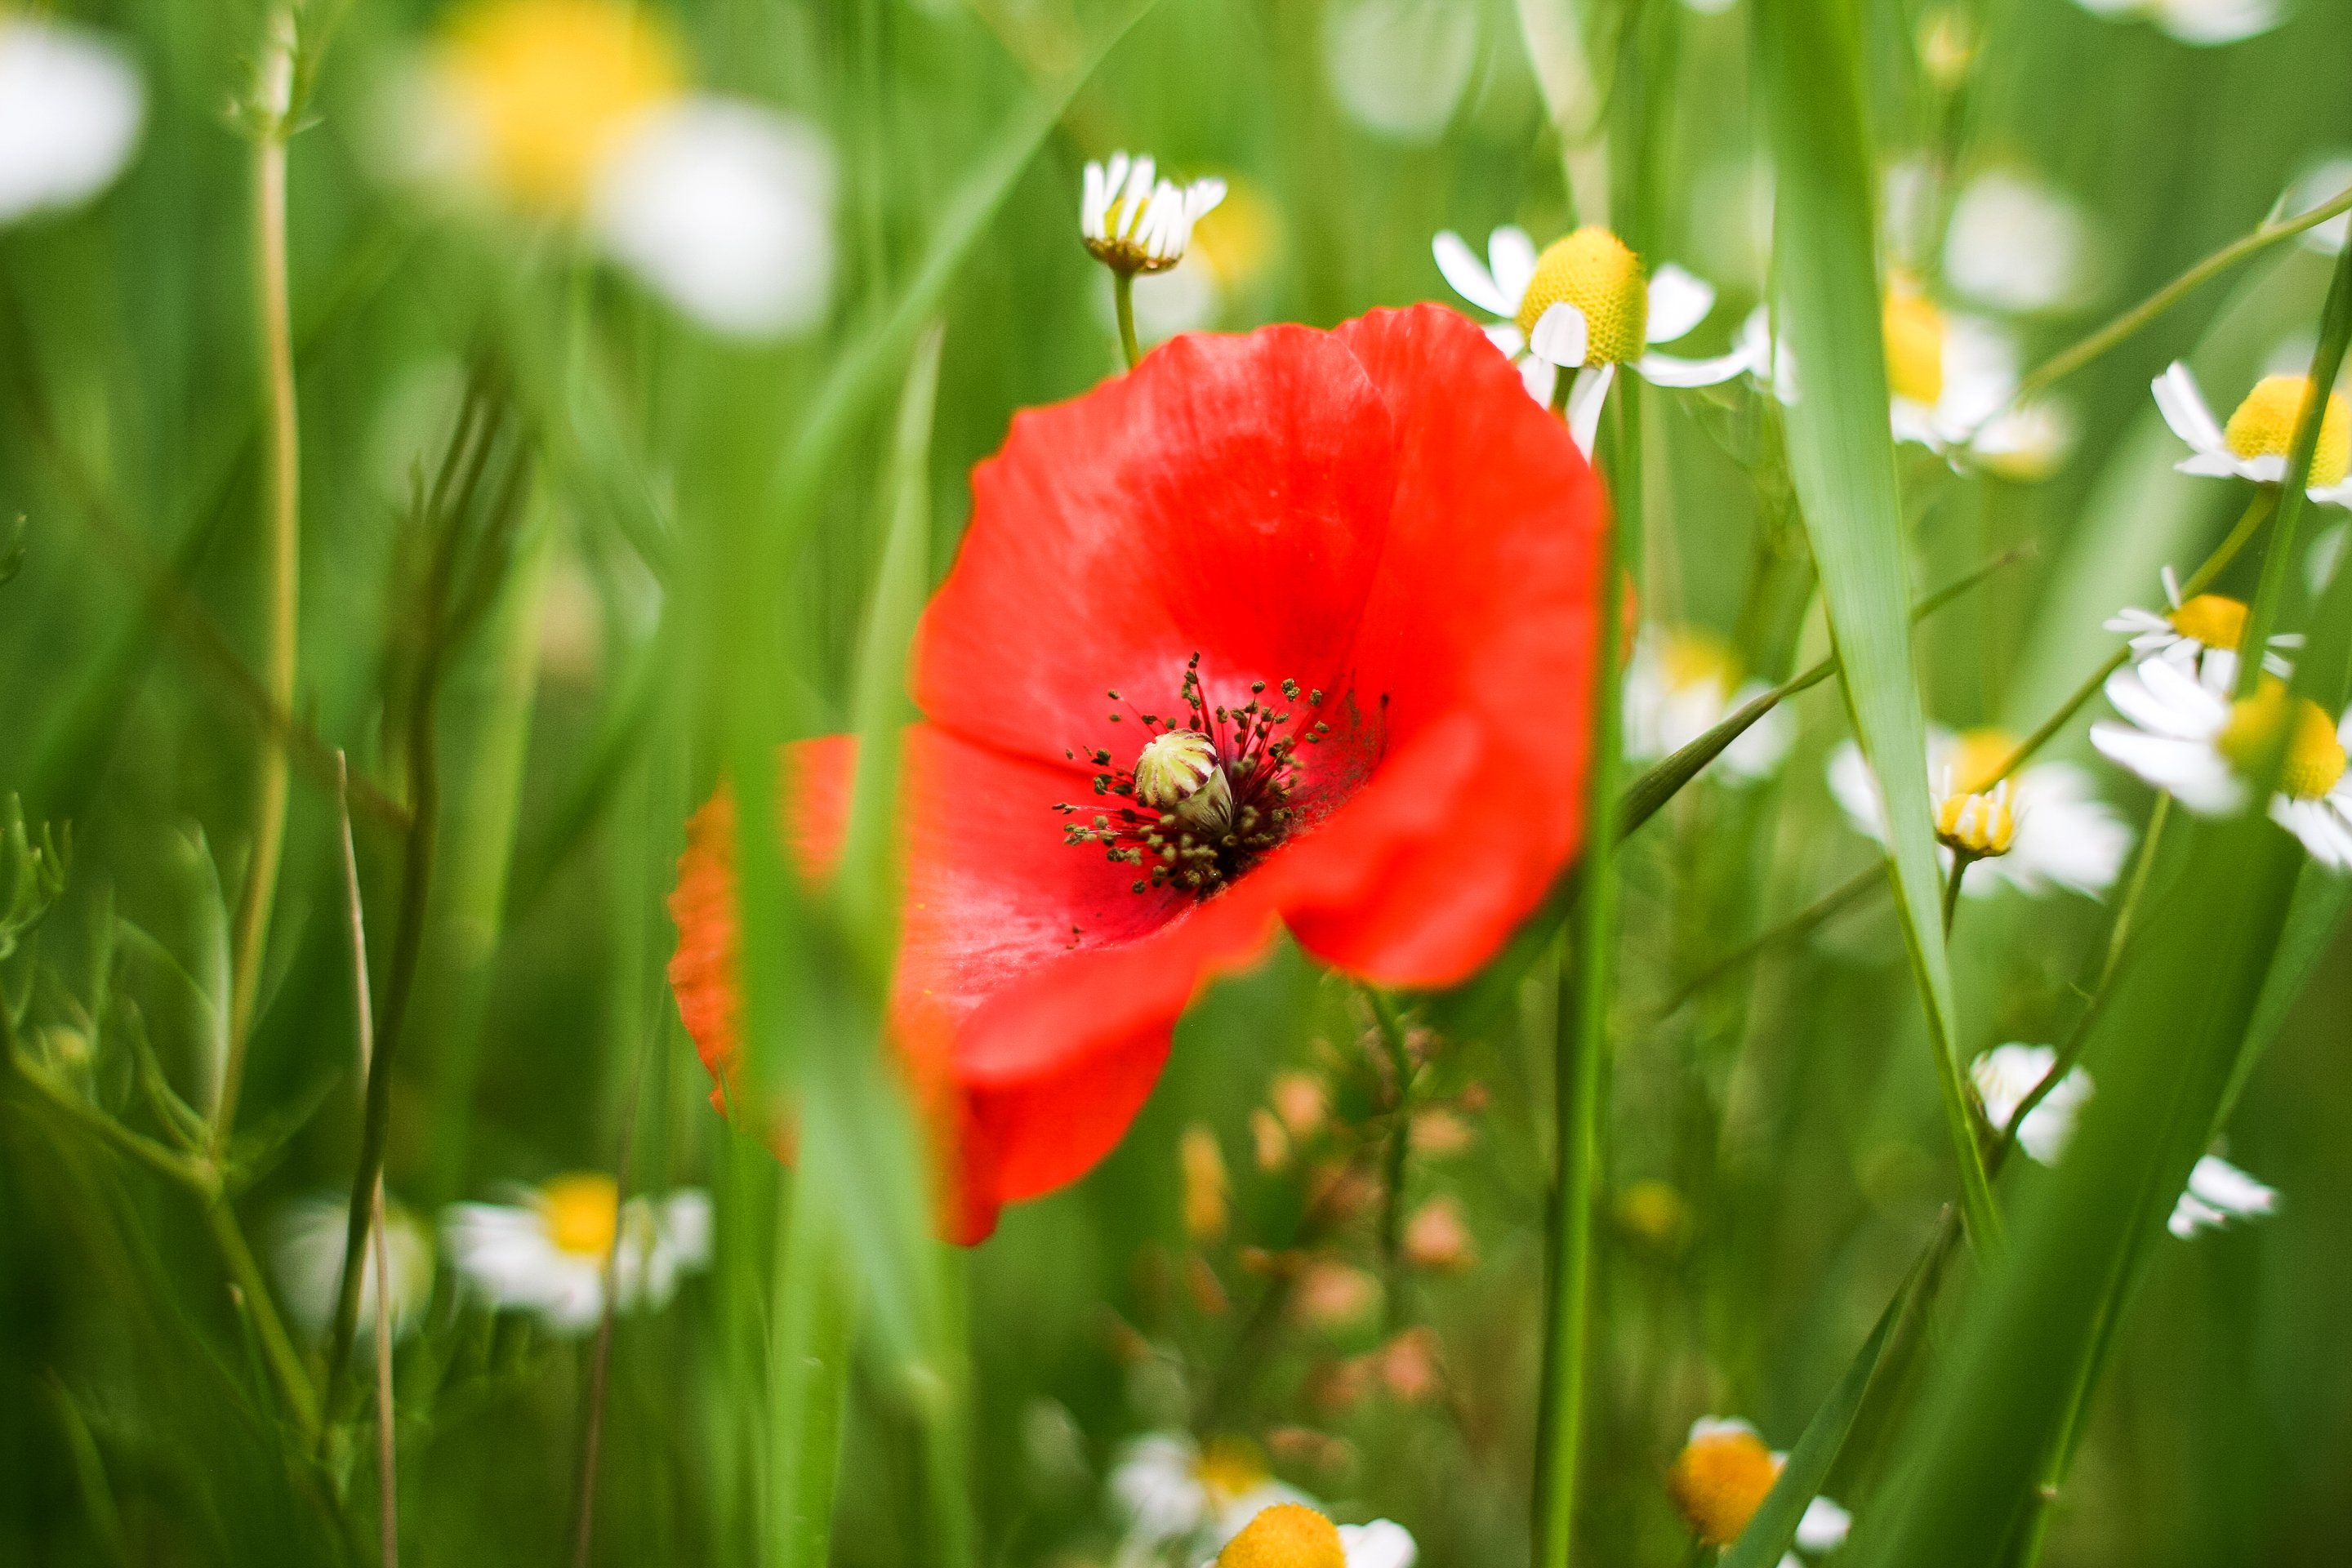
[1111, 1432, 1310, 1564]
[1210, 1502, 1417, 1568]
[2283, 154, 2352, 257]
[2102, 568, 2296, 691]
[391, 0, 834, 339]
[1322, 0, 1478, 145]
[273, 1192, 437, 1342]
[442, 1174, 712, 1334]
[1971, 1044, 2093, 1165]
[1623, 627, 1793, 785]
[2168, 1154, 2279, 1237]
[1944, 168, 2099, 315]
[1829, 728, 2132, 898]
[1432, 225, 1750, 453]
[2091, 661, 2352, 867]
[2066, 0, 2279, 46]
[1082, 151, 1227, 276]
[0, 14, 144, 225]
[2151, 363, 2352, 507]
[1883, 279, 2025, 452]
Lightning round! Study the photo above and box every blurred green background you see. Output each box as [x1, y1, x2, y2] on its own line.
[3, 0, 2350, 1563]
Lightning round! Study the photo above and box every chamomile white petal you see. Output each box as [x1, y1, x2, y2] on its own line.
[1434, 229, 1516, 317]
[1645, 263, 1717, 344]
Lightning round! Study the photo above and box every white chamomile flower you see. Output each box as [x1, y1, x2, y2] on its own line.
[2091, 660, 2352, 868]
[0, 14, 145, 225]
[390, 0, 834, 339]
[1882, 279, 2031, 454]
[1623, 627, 1793, 785]
[1828, 728, 2132, 898]
[2066, 0, 2279, 46]
[442, 1174, 713, 1335]
[2151, 362, 2352, 508]
[1321, 0, 1479, 146]
[1971, 1044, 2093, 1165]
[2102, 568, 2297, 691]
[1665, 1415, 1849, 1559]
[1432, 225, 1751, 454]
[2168, 1154, 2279, 1238]
[1209, 1503, 1417, 1568]
[1111, 1432, 1311, 1562]
[1082, 151, 1227, 276]
[272, 1192, 437, 1342]
[1944, 168, 2099, 315]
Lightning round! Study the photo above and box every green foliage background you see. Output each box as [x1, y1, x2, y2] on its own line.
[2, 0, 2350, 1563]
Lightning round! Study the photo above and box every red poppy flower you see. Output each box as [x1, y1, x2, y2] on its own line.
[670, 302, 1606, 1241]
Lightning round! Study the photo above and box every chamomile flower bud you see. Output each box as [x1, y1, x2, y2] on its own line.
[1081, 151, 1226, 276]
[1935, 777, 2018, 858]
[1667, 1419, 1780, 1547]
[1219, 1503, 1346, 1568]
[2103, 568, 2297, 690]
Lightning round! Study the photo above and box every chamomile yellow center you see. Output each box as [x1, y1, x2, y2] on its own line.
[1217, 1503, 1346, 1568]
[1661, 630, 1738, 695]
[440, 0, 679, 212]
[2221, 376, 2351, 489]
[2168, 593, 2247, 650]
[539, 1173, 621, 1258]
[1195, 1436, 1272, 1507]
[1936, 784, 2017, 857]
[2216, 680, 2347, 801]
[1945, 728, 2017, 795]
[1668, 1428, 1781, 1547]
[1516, 228, 1649, 365]
[1883, 287, 1946, 408]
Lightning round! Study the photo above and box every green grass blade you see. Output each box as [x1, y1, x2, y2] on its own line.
[1753, 0, 1999, 1254]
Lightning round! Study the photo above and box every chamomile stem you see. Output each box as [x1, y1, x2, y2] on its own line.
[1984, 180, 2352, 434]
[1988, 489, 2276, 789]
[1113, 271, 1142, 371]
[1941, 855, 1970, 937]
[1997, 794, 2172, 1174]
[1532, 384, 1633, 1568]
[218, 114, 301, 1151]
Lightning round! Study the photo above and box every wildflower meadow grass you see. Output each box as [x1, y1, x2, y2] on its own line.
[3, 0, 2352, 1566]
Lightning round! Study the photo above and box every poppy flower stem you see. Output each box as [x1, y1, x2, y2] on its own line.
[1367, 987, 1415, 1330]
[1114, 270, 1143, 370]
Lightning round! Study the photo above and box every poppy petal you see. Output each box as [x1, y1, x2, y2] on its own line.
[912, 325, 1401, 775]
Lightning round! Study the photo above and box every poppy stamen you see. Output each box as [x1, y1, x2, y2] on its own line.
[1054, 654, 1322, 898]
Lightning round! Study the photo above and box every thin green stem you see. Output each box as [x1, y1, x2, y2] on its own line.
[1976, 180, 2352, 438]
[1988, 490, 2276, 789]
[203, 1195, 321, 1447]
[1368, 987, 1414, 1332]
[1531, 374, 1634, 1568]
[1941, 855, 1971, 937]
[1646, 865, 1887, 1022]
[1113, 270, 1142, 371]
[1995, 794, 2172, 1178]
[218, 99, 301, 1151]
[2235, 234, 2352, 700]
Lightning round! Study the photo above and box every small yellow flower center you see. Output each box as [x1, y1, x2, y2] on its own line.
[2222, 376, 2351, 489]
[1216, 1503, 1346, 1568]
[1883, 287, 1946, 408]
[2167, 593, 2248, 650]
[2216, 680, 2347, 801]
[1617, 1179, 1690, 1249]
[539, 1173, 621, 1258]
[1660, 630, 1738, 695]
[440, 0, 679, 212]
[1668, 1428, 1782, 1548]
[1936, 786, 2017, 857]
[1194, 1436, 1271, 1508]
[1946, 727, 2017, 795]
[1188, 180, 1278, 287]
[1516, 228, 1649, 365]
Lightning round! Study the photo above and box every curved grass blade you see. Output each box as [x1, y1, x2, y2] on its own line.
[1754, 0, 1999, 1253]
